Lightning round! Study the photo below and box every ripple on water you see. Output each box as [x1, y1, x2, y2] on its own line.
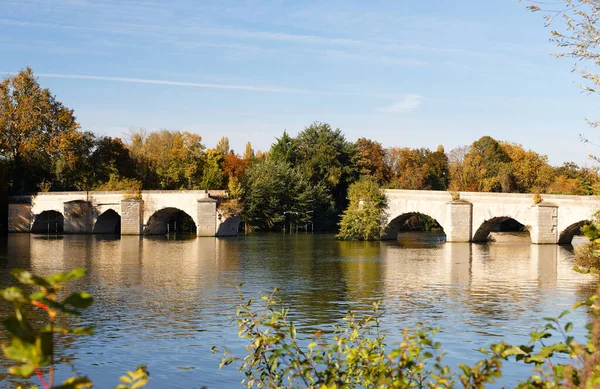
[0, 233, 597, 388]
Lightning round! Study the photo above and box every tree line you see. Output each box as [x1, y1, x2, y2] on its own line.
[1, 68, 599, 231]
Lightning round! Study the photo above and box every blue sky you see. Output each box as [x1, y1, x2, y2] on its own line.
[1, 0, 598, 165]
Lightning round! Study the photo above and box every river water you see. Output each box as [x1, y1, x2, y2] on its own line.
[0, 232, 597, 388]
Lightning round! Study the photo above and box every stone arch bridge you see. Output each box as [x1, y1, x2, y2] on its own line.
[383, 190, 600, 244]
[7, 189, 600, 243]
[8, 190, 241, 237]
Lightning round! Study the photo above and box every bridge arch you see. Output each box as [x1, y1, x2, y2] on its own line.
[31, 210, 64, 234]
[144, 207, 197, 235]
[93, 209, 121, 234]
[382, 212, 446, 240]
[558, 220, 590, 245]
[473, 216, 529, 242]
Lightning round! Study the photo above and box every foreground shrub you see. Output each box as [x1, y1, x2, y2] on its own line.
[575, 210, 600, 273]
[3, 268, 600, 388]
[574, 243, 600, 274]
[1, 268, 148, 389]
[218, 288, 600, 388]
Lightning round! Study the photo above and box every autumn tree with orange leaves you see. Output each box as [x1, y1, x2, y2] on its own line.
[0, 68, 81, 193]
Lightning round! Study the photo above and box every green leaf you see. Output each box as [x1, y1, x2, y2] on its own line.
[4, 312, 35, 340]
[64, 292, 94, 309]
[116, 366, 149, 389]
[10, 269, 50, 288]
[71, 327, 95, 336]
[0, 287, 29, 304]
[42, 299, 81, 317]
[290, 323, 296, 340]
[46, 268, 87, 285]
[53, 376, 94, 389]
[565, 322, 573, 333]
[8, 363, 35, 378]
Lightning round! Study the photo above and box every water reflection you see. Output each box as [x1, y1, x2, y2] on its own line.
[0, 233, 597, 388]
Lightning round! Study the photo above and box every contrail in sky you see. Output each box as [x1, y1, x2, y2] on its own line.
[0, 71, 405, 99]
[2, 71, 314, 94]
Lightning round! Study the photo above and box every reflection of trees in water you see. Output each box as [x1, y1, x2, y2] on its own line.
[395, 231, 446, 248]
[574, 280, 600, 309]
[245, 234, 350, 328]
[238, 235, 384, 330]
[2, 233, 599, 386]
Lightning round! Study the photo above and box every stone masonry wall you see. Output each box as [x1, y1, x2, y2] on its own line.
[197, 199, 217, 236]
[529, 204, 558, 244]
[121, 199, 143, 235]
[8, 204, 31, 232]
[445, 202, 472, 242]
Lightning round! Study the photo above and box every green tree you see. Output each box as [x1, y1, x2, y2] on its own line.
[127, 129, 205, 189]
[0, 158, 7, 233]
[53, 130, 96, 191]
[56, 135, 138, 191]
[424, 145, 450, 190]
[295, 122, 357, 229]
[242, 159, 320, 230]
[200, 149, 227, 189]
[0, 68, 81, 194]
[269, 130, 298, 165]
[338, 176, 387, 240]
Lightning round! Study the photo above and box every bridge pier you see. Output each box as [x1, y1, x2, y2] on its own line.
[529, 204, 558, 244]
[197, 198, 217, 236]
[445, 201, 473, 242]
[121, 198, 144, 235]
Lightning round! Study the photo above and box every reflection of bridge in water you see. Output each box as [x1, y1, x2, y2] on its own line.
[2, 233, 595, 387]
[9, 235, 592, 304]
[383, 190, 600, 244]
[382, 240, 581, 291]
[3, 234, 597, 342]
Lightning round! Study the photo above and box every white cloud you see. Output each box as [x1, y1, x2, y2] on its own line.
[378, 95, 422, 113]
